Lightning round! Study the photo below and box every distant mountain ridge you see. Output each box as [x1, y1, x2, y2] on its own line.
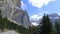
[48, 13, 60, 27]
[31, 13, 60, 26]
[49, 13, 60, 17]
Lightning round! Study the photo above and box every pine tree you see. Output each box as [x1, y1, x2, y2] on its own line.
[40, 14, 52, 34]
[0, 10, 4, 31]
[55, 21, 60, 34]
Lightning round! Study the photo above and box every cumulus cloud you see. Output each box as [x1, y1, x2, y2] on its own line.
[30, 14, 43, 20]
[30, 13, 43, 20]
[30, 11, 49, 20]
[28, 0, 55, 8]
[32, 22, 39, 26]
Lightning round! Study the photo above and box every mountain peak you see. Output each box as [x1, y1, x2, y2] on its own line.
[49, 13, 60, 17]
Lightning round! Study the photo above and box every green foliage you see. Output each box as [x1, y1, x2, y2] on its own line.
[55, 21, 60, 34]
[40, 14, 52, 34]
[29, 25, 40, 34]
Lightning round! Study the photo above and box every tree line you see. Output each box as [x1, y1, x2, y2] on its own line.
[29, 14, 60, 34]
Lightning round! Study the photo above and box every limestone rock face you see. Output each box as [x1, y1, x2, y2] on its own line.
[12, 0, 21, 7]
[0, 0, 30, 28]
[0, 0, 21, 7]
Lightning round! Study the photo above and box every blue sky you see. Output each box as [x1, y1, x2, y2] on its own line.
[21, 0, 60, 20]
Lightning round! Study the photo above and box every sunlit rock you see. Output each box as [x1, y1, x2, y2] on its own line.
[0, 0, 30, 28]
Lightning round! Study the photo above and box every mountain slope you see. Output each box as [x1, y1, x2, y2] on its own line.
[0, 0, 30, 28]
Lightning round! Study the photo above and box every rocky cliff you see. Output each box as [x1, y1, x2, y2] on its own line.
[0, 0, 30, 28]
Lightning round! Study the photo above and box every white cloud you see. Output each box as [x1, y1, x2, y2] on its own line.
[32, 22, 39, 26]
[31, 15, 38, 19]
[58, 13, 60, 16]
[30, 13, 43, 20]
[28, 0, 55, 8]
[30, 11, 49, 20]
[31, 15, 43, 20]
[21, 1, 26, 10]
